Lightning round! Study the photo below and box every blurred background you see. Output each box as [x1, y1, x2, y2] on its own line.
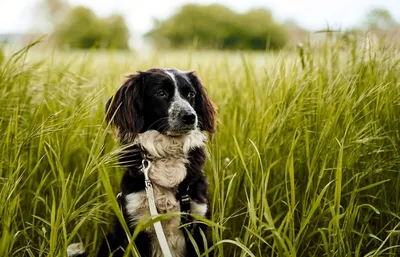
[2, 2, 400, 257]
[1, 0, 399, 52]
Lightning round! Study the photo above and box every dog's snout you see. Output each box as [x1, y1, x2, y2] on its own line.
[168, 98, 197, 132]
[181, 113, 196, 125]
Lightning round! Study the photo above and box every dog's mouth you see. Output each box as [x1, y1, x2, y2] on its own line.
[165, 128, 193, 137]
[166, 118, 197, 136]
[165, 123, 198, 136]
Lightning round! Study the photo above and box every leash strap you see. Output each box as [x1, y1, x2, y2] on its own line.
[142, 158, 173, 257]
[179, 186, 193, 228]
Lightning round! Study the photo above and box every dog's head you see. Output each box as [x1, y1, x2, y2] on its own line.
[105, 68, 216, 141]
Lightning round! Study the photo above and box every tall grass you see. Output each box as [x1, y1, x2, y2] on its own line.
[1, 37, 400, 256]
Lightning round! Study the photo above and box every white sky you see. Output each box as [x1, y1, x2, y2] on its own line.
[1, 0, 400, 36]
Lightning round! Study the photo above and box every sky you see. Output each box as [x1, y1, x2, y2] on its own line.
[1, 0, 400, 41]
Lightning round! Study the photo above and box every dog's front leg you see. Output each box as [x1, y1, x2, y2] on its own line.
[97, 217, 129, 257]
[183, 147, 213, 257]
[184, 203, 213, 257]
[97, 145, 150, 257]
[97, 218, 152, 257]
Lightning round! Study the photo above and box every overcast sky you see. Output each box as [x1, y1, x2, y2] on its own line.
[1, 0, 400, 36]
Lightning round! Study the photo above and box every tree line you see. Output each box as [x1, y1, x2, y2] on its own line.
[52, 4, 293, 51]
[51, 3, 399, 51]
[145, 4, 288, 50]
[53, 6, 129, 49]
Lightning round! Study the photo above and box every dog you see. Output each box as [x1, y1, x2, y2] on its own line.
[97, 68, 216, 257]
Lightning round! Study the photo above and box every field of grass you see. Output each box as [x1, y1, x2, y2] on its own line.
[1, 38, 400, 257]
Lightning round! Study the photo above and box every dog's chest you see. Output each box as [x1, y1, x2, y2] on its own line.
[148, 150, 188, 189]
[125, 130, 206, 257]
[133, 129, 206, 191]
[146, 154, 187, 216]
[125, 156, 187, 257]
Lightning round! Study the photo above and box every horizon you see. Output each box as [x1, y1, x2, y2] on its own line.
[2, 0, 400, 49]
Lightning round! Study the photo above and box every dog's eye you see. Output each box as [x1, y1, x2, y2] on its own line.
[188, 91, 196, 98]
[156, 90, 168, 98]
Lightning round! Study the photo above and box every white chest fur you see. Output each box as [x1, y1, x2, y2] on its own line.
[125, 130, 206, 257]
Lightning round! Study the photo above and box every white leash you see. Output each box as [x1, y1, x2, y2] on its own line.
[142, 159, 173, 257]
[117, 158, 173, 257]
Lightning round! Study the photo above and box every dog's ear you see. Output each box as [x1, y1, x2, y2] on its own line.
[105, 73, 145, 136]
[187, 71, 217, 135]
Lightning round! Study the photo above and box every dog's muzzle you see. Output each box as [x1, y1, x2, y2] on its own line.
[168, 99, 198, 133]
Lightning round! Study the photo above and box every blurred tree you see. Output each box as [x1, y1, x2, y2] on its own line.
[53, 6, 130, 49]
[146, 4, 236, 49]
[365, 8, 397, 31]
[145, 4, 288, 50]
[102, 15, 130, 49]
[360, 7, 400, 45]
[239, 8, 287, 50]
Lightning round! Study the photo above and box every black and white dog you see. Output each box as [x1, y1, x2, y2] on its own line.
[98, 68, 216, 257]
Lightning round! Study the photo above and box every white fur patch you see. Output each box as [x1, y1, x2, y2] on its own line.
[164, 69, 177, 86]
[135, 129, 206, 158]
[126, 130, 206, 257]
[134, 130, 205, 188]
[125, 192, 147, 225]
[190, 202, 208, 218]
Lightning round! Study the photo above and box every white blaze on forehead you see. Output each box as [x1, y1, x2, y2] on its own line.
[163, 69, 177, 87]
[163, 69, 196, 122]
[163, 69, 188, 99]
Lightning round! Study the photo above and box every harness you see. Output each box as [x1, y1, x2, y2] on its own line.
[178, 184, 193, 229]
[116, 147, 193, 257]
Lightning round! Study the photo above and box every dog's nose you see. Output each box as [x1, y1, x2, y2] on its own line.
[182, 113, 196, 125]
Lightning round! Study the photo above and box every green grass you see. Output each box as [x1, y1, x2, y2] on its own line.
[1, 37, 400, 257]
